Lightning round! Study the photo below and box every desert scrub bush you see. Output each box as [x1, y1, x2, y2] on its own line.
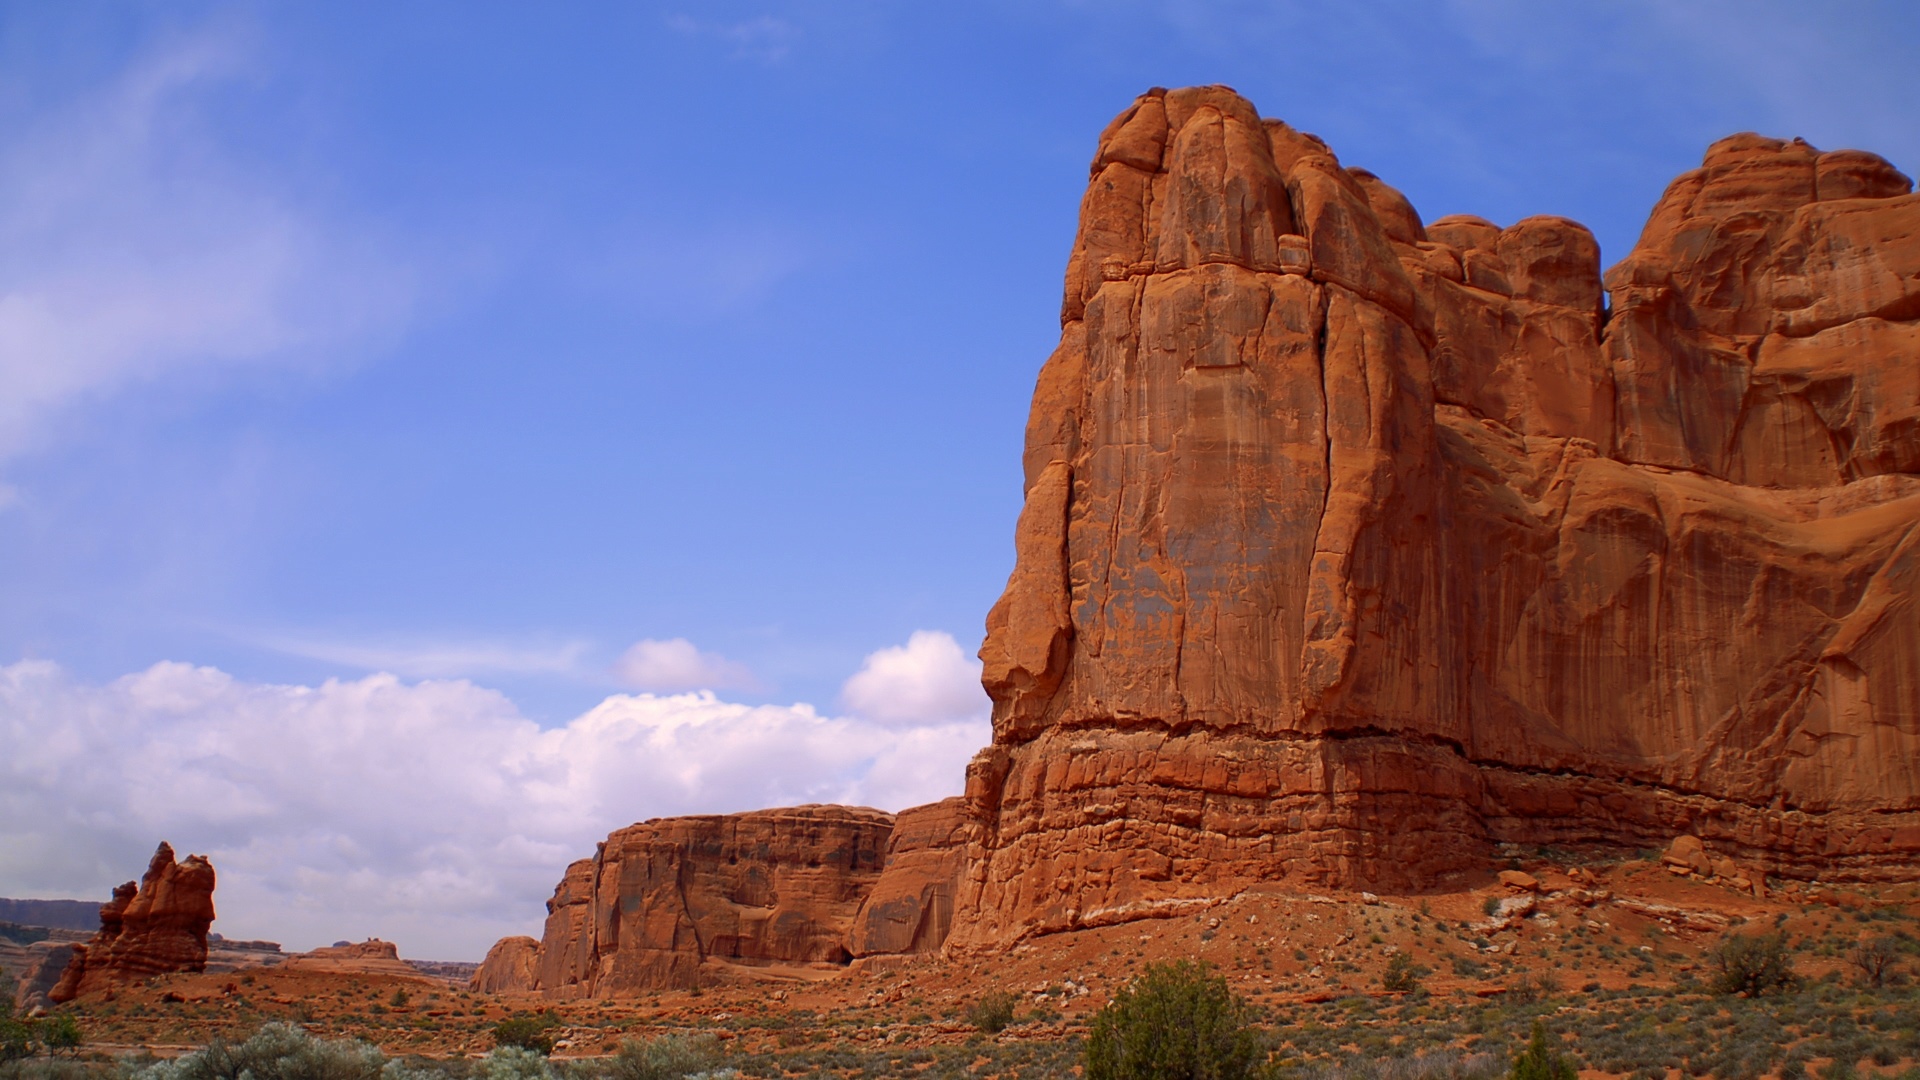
[589, 1036, 724, 1080]
[1711, 933, 1798, 997]
[1509, 1022, 1575, 1080]
[966, 990, 1019, 1034]
[492, 1013, 560, 1055]
[1085, 959, 1261, 1080]
[131, 1023, 387, 1080]
[1382, 953, 1427, 993]
[1848, 937, 1900, 988]
[481, 1047, 553, 1080]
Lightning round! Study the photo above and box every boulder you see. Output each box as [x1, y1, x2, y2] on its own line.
[1498, 870, 1541, 892]
[50, 843, 215, 1002]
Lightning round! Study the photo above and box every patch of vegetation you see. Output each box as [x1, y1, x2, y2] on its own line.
[1382, 952, 1427, 993]
[0, 993, 82, 1066]
[965, 990, 1019, 1034]
[1085, 959, 1260, 1080]
[492, 1012, 562, 1055]
[1712, 932, 1799, 997]
[129, 1023, 384, 1080]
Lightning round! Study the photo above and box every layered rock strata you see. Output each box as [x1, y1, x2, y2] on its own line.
[524, 806, 932, 996]
[954, 86, 1920, 947]
[848, 798, 968, 958]
[50, 843, 216, 1001]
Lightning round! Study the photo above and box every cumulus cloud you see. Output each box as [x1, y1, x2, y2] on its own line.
[839, 630, 989, 726]
[612, 638, 760, 693]
[0, 631, 989, 960]
[0, 24, 412, 463]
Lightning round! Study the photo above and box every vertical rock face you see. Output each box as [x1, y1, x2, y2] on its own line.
[50, 842, 216, 1001]
[472, 936, 541, 993]
[491, 802, 972, 996]
[956, 87, 1920, 948]
[848, 797, 968, 958]
[529, 806, 894, 996]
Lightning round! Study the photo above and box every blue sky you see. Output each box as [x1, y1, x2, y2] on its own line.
[1, 1, 1915, 957]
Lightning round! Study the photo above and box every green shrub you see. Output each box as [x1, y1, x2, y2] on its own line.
[492, 1013, 560, 1055]
[1084, 960, 1261, 1080]
[1382, 952, 1426, 993]
[966, 991, 1019, 1034]
[594, 1035, 723, 1080]
[39, 1013, 80, 1056]
[483, 1047, 554, 1080]
[1510, 1021, 1576, 1080]
[131, 1022, 385, 1080]
[1711, 933, 1798, 997]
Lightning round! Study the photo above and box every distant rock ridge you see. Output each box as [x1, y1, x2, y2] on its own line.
[0, 898, 103, 934]
[482, 86, 1920, 992]
[480, 802, 966, 995]
[50, 842, 216, 1001]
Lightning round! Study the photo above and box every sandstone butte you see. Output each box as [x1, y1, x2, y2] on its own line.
[50, 842, 216, 1002]
[483, 85, 1920, 995]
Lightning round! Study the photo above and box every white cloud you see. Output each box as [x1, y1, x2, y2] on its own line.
[611, 637, 761, 693]
[0, 635, 989, 960]
[0, 24, 412, 462]
[839, 630, 989, 726]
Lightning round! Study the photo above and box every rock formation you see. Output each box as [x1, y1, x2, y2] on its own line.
[848, 798, 968, 958]
[282, 938, 420, 979]
[12, 942, 80, 1012]
[953, 85, 1920, 948]
[533, 806, 892, 995]
[472, 936, 541, 993]
[487, 87, 1919, 986]
[50, 842, 216, 1001]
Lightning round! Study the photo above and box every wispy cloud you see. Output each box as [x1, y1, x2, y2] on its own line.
[258, 635, 594, 680]
[0, 631, 990, 959]
[663, 14, 801, 63]
[0, 22, 414, 464]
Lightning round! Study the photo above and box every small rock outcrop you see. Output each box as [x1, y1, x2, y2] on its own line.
[471, 936, 540, 993]
[282, 938, 419, 979]
[50, 842, 216, 1001]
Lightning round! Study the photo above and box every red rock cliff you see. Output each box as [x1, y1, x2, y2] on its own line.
[529, 805, 895, 996]
[955, 86, 1920, 948]
[50, 842, 216, 1001]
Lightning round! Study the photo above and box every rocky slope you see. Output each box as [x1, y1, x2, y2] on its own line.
[954, 85, 1920, 948]
[50, 842, 216, 1001]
